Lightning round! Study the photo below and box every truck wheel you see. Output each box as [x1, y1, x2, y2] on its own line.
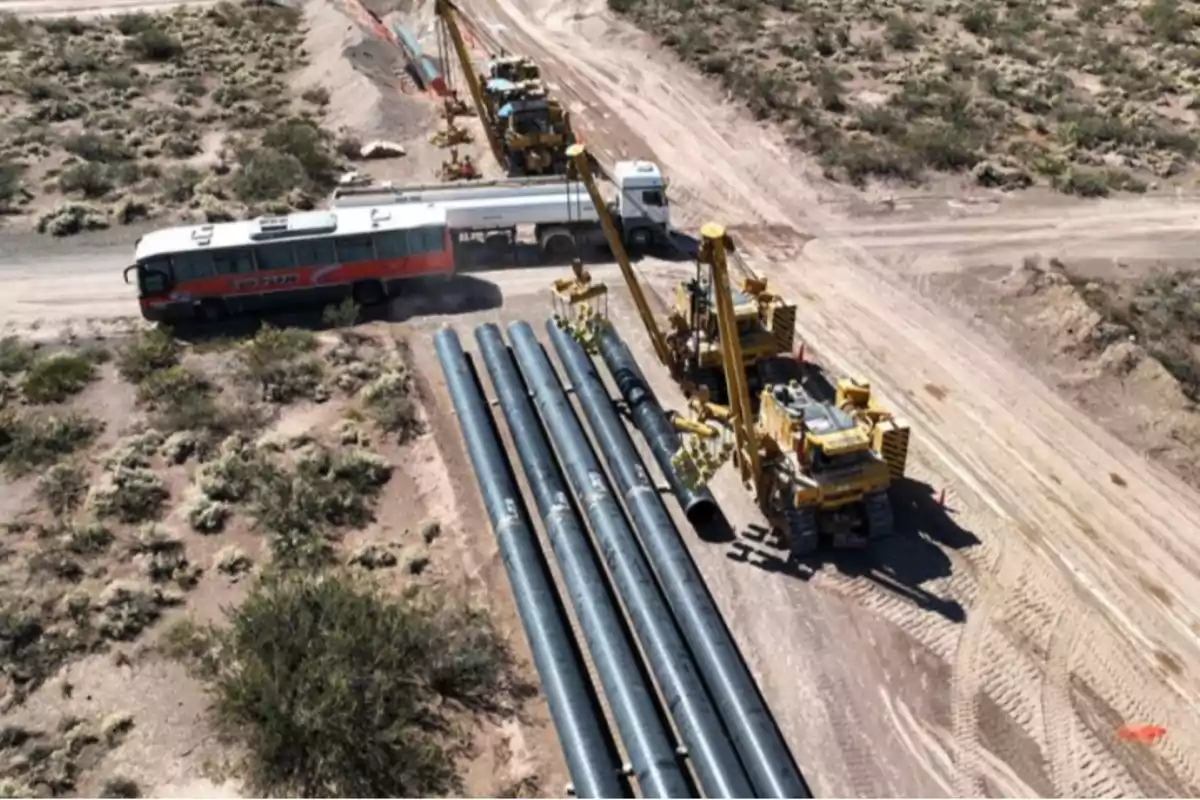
[352, 280, 386, 307]
[629, 228, 653, 253]
[541, 233, 577, 263]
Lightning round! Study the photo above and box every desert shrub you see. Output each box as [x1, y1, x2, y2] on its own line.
[301, 86, 331, 106]
[58, 163, 114, 199]
[89, 466, 169, 523]
[65, 521, 114, 555]
[187, 495, 230, 534]
[158, 165, 202, 203]
[0, 336, 35, 375]
[99, 776, 141, 798]
[63, 133, 132, 163]
[117, 327, 180, 383]
[197, 435, 268, 503]
[135, 365, 241, 436]
[0, 410, 102, 476]
[36, 462, 88, 516]
[253, 446, 392, 568]
[21, 352, 97, 403]
[195, 572, 513, 797]
[360, 371, 422, 442]
[322, 298, 360, 330]
[236, 325, 323, 403]
[230, 146, 308, 203]
[0, 160, 24, 208]
[113, 11, 156, 35]
[262, 117, 339, 184]
[125, 27, 182, 61]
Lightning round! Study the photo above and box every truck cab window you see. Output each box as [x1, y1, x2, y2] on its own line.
[641, 190, 665, 207]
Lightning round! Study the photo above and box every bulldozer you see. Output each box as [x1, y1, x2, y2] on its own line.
[498, 94, 571, 175]
[666, 265, 797, 402]
[675, 224, 911, 558]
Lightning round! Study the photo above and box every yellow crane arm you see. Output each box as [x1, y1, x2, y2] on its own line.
[565, 143, 673, 369]
[434, 0, 506, 169]
[701, 222, 764, 499]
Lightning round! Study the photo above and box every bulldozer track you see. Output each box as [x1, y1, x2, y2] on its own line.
[812, 666, 892, 798]
[1042, 606, 1082, 794]
[950, 537, 1014, 797]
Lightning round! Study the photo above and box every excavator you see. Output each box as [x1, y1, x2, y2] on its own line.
[552, 144, 912, 558]
[433, 0, 575, 176]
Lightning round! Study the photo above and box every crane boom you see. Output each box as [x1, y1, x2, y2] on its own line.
[699, 223, 764, 501]
[565, 143, 673, 369]
[433, 0, 506, 169]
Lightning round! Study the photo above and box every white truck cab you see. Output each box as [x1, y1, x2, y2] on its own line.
[610, 160, 670, 229]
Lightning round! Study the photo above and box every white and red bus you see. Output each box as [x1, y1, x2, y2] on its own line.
[124, 204, 455, 322]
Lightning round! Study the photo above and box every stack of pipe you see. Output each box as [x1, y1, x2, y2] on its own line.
[435, 321, 812, 799]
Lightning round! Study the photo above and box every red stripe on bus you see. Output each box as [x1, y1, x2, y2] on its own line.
[140, 251, 454, 306]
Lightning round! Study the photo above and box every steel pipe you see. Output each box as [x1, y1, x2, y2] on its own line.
[507, 321, 753, 800]
[433, 328, 627, 800]
[474, 323, 689, 800]
[550, 321, 813, 800]
[593, 326, 719, 525]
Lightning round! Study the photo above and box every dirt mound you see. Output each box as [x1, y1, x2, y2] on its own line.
[297, 0, 433, 140]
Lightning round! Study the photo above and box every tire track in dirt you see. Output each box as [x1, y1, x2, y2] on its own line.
[950, 536, 1012, 798]
[1042, 607, 1082, 794]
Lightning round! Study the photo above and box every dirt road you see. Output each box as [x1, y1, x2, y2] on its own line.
[448, 0, 1200, 795]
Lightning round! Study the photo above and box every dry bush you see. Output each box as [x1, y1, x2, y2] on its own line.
[0, 410, 102, 477]
[236, 325, 323, 403]
[360, 371, 422, 442]
[20, 351, 98, 403]
[116, 327, 180, 383]
[0, 336, 36, 375]
[175, 572, 514, 797]
[89, 466, 170, 523]
[36, 462, 89, 516]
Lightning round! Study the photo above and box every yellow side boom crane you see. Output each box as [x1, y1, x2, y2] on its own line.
[433, 0, 506, 171]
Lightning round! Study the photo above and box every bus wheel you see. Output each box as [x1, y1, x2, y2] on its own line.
[196, 299, 227, 322]
[352, 280, 386, 307]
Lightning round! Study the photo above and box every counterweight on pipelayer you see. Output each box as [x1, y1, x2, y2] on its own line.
[432, 328, 628, 800]
[473, 322, 690, 800]
[507, 320, 755, 800]
[551, 321, 814, 800]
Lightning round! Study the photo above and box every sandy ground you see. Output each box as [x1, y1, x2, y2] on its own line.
[5, 0, 1200, 797]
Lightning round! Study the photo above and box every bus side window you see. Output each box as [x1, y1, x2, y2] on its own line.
[294, 239, 336, 267]
[410, 226, 444, 255]
[258, 243, 297, 270]
[172, 252, 214, 283]
[336, 236, 376, 263]
[374, 231, 410, 259]
[212, 248, 255, 275]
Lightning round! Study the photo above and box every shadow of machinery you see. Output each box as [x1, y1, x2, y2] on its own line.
[170, 274, 503, 343]
[697, 475, 977, 625]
